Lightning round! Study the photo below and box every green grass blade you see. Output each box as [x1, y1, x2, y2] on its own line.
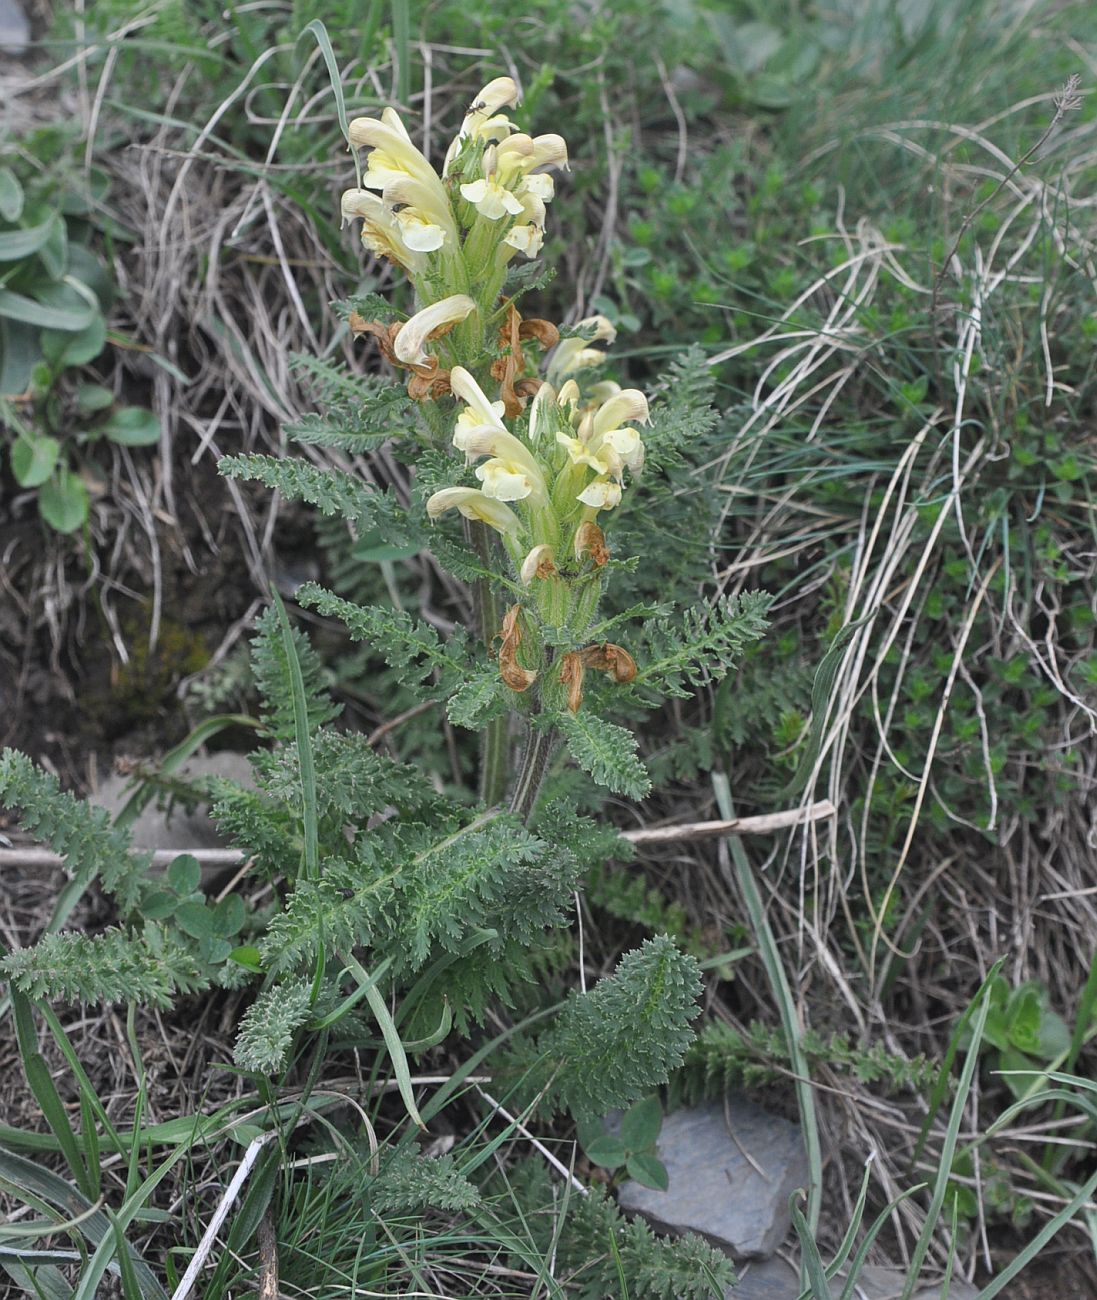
[899, 962, 1001, 1300]
[341, 952, 425, 1130]
[712, 772, 822, 1234]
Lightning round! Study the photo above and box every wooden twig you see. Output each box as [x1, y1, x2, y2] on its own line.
[0, 800, 836, 872]
[619, 798, 836, 846]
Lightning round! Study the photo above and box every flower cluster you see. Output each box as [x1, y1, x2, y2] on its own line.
[426, 350, 649, 598]
[341, 77, 567, 301]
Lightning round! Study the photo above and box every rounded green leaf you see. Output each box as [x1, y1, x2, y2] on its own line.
[0, 215, 58, 263]
[11, 433, 59, 488]
[167, 853, 202, 897]
[584, 1134, 628, 1170]
[38, 467, 89, 533]
[142, 889, 177, 921]
[75, 383, 114, 414]
[175, 900, 214, 940]
[212, 893, 245, 939]
[102, 406, 161, 446]
[575, 1116, 606, 1152]
[0, 167, 24, 223]
[229, 945, 264, 972]
[626, 1152, 669, 1191]
[41, 313, 106, 368]
[620, 1096, 663, 1150]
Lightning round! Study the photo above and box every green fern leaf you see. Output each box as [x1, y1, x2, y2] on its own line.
[556, 712, 651, 799]
[234, 977, 313, 1072]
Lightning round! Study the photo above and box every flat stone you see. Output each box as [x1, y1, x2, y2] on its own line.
[728, 1255, 979, 1299]
[615, 1097, 809, 1259]
[0, 0, 29, 54]
[91, 751, 254, 852]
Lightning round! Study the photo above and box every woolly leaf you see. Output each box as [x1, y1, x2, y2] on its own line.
[635, 591, 772, 701]
[447, 663, 507, 730]
[557, 711, 651, 799]
[219, 454, 378, 523]
[296, 583, 467, 698]
[250, 606, 340, 742]
[2, 929, 206, 1008]
[541, 935, 702, 1120]
[0, 749, 148, 913]
[234, 977, 312, 1072]
[369, 1149, 480, 1215]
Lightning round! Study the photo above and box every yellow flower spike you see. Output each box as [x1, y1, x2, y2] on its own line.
[577, 476, 623, 511]
[393, 295, 477, 368]
[520, 543, 556, 585]
[426, 486, 521, 536]
[459, 178, 526, 221]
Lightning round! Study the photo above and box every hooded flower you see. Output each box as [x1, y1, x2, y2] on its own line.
[426, 486, 521, 536]
[393, 295, 476, 368]
[546, 315, 617, 386]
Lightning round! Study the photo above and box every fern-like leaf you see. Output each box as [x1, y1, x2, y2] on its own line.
[234, 977, 313, 1072]
[219, 454, 378, 523]
[250, 607, 341, 742]
[635, 591, 772, 701]
[556, 712, 651, 800]
[2, 929, 206, 1008]
[540, 934, 702, 1119]
[0, 749, 147, 913]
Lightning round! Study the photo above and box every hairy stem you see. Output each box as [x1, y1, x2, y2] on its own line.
[509, 722, 557, 824]
[466, 518, 509, 806]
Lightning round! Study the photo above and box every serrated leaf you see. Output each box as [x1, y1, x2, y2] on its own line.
[557, 711, 651, 799]
[101, 406, 161, 446]
[447, 667, 506, 730]
[620, 1095, 662, 1149]
[11, 433, 59, 488]
[584, 1134, 628, 1169]
[167, 854, 201, 897]
[38, 468, 89, 533]
[626, 1151, 669, 1190]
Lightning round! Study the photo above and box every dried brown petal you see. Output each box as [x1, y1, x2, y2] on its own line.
[559, 651, 585, 713]
[498, 605, 537, 692]
[579, 642, 637, 684]
[574, 521, 610, 567]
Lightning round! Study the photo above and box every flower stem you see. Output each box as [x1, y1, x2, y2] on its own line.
[467, 518, 509, 807]
[509, 722, 557, 824]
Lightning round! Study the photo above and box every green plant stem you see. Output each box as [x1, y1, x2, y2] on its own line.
[466, 518, 509, 806]
[509, 722, 557, 823]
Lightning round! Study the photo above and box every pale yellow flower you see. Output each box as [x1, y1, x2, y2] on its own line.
[577, 477, 623, 510]
[503, 222, 544, 258]
[460, 178, 526, 221]
[546, 315, 617, 386]
[426, 486, 521, 535]
[476, 458, 540, 502]
[393, 295, 477, 367]
[341, 187, 423, 272]
[520, 543, 556, 585]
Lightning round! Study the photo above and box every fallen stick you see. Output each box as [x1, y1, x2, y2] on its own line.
[0, 800, 835, 871]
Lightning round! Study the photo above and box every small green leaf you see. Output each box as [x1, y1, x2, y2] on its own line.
[101, 406, 161, 446]
[167, 854, 201, 897]
[575, 1116, 605, 1151]
[0, 215, 58, 262]
[620, 1096, 663, 1150]
[11, 433, 60, 487]
[174, 901, 214, 940]
[142, 889, 177, 921]
[212, 894, 245, 939]
[0, 167, 24, 222]
[0, 287, 97, 331]
[75, 383, 114, 413]
[38, 468, 89, 533]
[584, 1134, 628, 1170]
[202, 936, 233, 963]
[626, 1151, 669, 1191]
[41, 313, 106, 368]
[229, 945, 264, 972]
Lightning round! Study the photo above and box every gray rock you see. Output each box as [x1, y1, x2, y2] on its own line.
[0, 0, 29, 54]
[729, 1255, 979, 1299]
[91, 751, 254, 852]
[615, 1098, 809, 1259]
